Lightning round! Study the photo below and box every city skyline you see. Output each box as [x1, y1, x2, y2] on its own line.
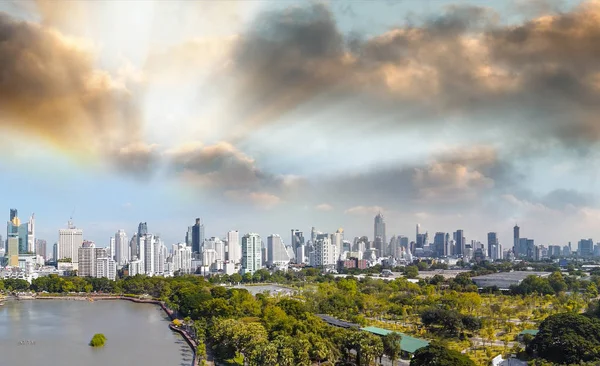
[2, 1, 600, 247]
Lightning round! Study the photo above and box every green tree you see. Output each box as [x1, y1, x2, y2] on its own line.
[382, 332, 402, 366]
[410, 343, 475, 366]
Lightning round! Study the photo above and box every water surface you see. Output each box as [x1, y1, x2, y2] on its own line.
[0, 299, 193, 366]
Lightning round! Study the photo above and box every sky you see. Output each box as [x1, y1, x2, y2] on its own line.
[0, 0, 599, 250]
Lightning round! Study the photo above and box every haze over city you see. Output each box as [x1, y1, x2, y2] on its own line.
[1, 0, 600, 248]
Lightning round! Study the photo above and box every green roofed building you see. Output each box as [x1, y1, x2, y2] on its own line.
[517, 329, 538, 342]
[361, 326, 429, 356]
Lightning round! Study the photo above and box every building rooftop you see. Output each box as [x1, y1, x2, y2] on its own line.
[360, 326, 429, 354]
[471, 271, 551, 281]
[317, 314, 360, 329]
[519, 329, 539, 336]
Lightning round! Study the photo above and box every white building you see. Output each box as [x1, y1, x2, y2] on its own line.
[171, 243, 192, 274]
[115, 229, 129, 266]
[267, 234, 290, 267]
[241, 233, 261, 275]
[296, 245, 306, 264]
[129, 259, 143, 276]
[58, 221, 83, 269]
[153, 237, 166, 275]
[142, 234, 155, 275]
[332, 230, 343, 256]
[311, 237, 338, 267]
[78, 244, 116, 280]
[96, 257, 116, 280]
[109, 237, 115, 260]
[227, 231, 241, 263]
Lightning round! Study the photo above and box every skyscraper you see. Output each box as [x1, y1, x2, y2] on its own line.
[267, 234, 290, 266]
[115, 229, 129, 265]
[192, 218, 204, 254]
[454, 229, 464, 256]
[241, 233, 261, 275]
[185, 226, 193, 247]
[487, 232, 498, 259]
[433, 232, 446, 257]
[7, 210, 34, 254]
[35, 239, 47, 260]
[579, 239, 594, 257]
[227, 230, 241, 263]
[513, 225, 520, 256]
[58, 221, 83, 268]
[109, 237, 115, 260]
[291, 230, 304, 251]
[374, 213, 386, 248]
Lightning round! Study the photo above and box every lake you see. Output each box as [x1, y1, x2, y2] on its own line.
[0, 299, 193, 366]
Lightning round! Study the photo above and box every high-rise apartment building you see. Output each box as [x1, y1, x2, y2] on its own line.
[115, 229, 129, 265]
[312, 236, 338, 267]
[58, 221, 83, 268]
[129, 234, 138, 260]
[109, 237, 115, 260]
[291, 230, 304, 251]
[227, 230, 241, 263]
[332, 229, 343, 256]
[374, 213, 386, 249]
[241, 233, 261, 275]
[171, 243, 192, 273]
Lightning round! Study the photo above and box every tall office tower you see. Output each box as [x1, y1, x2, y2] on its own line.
[267, 234, 290, 266]
[578, 239, 594, 257]
[35, 239, 47, 260]
[26, 214, 35, 253]
[311, 227, 316, 243]
[241, 233, 261, 275]
[192, 218, 204, 254]
[332, 229, 343, 255]
[109, 237, 115, 260]
[185, 226, 193, 247]
[487, 232, 499, 259]
[454, 229, 464, 256]
[58, 221, 83, 267]
[373, 236, 384, 257]
[129, 234, 138, 260]
[416, 223, 420, 241]
[291, 230, 304, 251]
[433, 232, 446, 257]
[444, 233, 451, 256]
[312, 236, 338, 266]
[7, 210, 34, 254]
[374, 213, 386, 248]
[513, 225, 520, 256]
[296, 244, 306, 264]
[115, 230, 129, 265]
[227, 230, 241, 263]
[52, 243, 58, 262]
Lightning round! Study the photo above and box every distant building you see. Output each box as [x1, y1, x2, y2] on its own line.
[35, 239, 47, 261]
[487, 232, 499, 260]
[433, 232, 446, 257]
[241, 233, 261, 275]
[227, 230, 241, 263]
[513, 225, 520, 257]
[58, 221, 83, 269]
[115, 229, 129, 266]
[374, 213, 386, 249]
[579, 239, 594, 257]
[267, 234, 290, 266]
[472, 271, 551, 290]
[78, 243, 116, 280]
[171, 243, 192, 274]
[312, 237, 338, 267]
[191, 218, 205, 255]
[454, 230, 464, 256]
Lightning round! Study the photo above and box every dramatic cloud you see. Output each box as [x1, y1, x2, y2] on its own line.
[0, 12, 146, 172]
[344, 206, 385, 216]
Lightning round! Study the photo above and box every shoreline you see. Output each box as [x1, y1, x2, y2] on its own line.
[24, 294, 200, 366]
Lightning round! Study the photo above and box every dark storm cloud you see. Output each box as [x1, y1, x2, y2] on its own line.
[221, 1, 600, 149]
